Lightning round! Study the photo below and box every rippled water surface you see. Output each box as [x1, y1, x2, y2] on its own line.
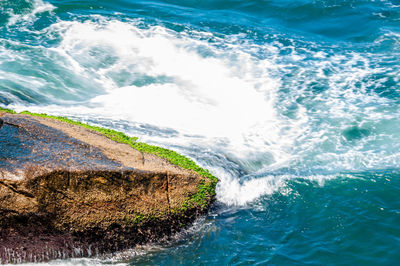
[1, 0, 400, 265]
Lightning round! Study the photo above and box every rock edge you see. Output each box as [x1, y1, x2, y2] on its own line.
[0, 109, 217, 263]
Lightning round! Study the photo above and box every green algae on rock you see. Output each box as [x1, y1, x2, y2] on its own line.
[0, 107, 218, 263]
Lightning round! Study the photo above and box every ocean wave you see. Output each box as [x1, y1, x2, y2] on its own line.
[4, 0, 55, 26]
[2, 12, 400, 205]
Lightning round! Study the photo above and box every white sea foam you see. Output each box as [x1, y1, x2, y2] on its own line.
[216, 172, 288, 206]
[214, 166, 342, 205]
[6, 0, 55, 26]
[15, 18, 300, 166]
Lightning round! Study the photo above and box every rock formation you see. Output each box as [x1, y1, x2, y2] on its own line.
[0, 110, 216, 263]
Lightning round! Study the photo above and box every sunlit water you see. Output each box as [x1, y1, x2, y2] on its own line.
[1, 0, 400, 265]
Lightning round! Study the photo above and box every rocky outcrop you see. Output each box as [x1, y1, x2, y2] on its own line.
[0, 111, 216, 263]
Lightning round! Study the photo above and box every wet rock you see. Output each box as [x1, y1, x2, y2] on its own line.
[0, 112, 215, 263]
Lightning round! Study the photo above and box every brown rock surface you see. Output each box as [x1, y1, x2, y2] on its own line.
[0, 112, 212, 263]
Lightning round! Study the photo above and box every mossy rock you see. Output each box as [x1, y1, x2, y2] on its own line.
[0, 107, 217, 263]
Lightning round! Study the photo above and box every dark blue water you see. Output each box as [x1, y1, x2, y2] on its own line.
[1, 0, 400, 265]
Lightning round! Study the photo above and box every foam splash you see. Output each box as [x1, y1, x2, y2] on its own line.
[216, 172, 288, 206]
[6, 0, 55, 26]
[214, 166, 342, 205]
[13, 18, 298, 166]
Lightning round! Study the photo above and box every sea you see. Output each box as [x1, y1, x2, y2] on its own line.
[1, 0, 400, 265]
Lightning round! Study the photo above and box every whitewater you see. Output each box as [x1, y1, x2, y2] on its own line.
[1, 0, 400, 264]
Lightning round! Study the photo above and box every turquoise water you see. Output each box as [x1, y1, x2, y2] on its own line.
[1, 0, 400, 265]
